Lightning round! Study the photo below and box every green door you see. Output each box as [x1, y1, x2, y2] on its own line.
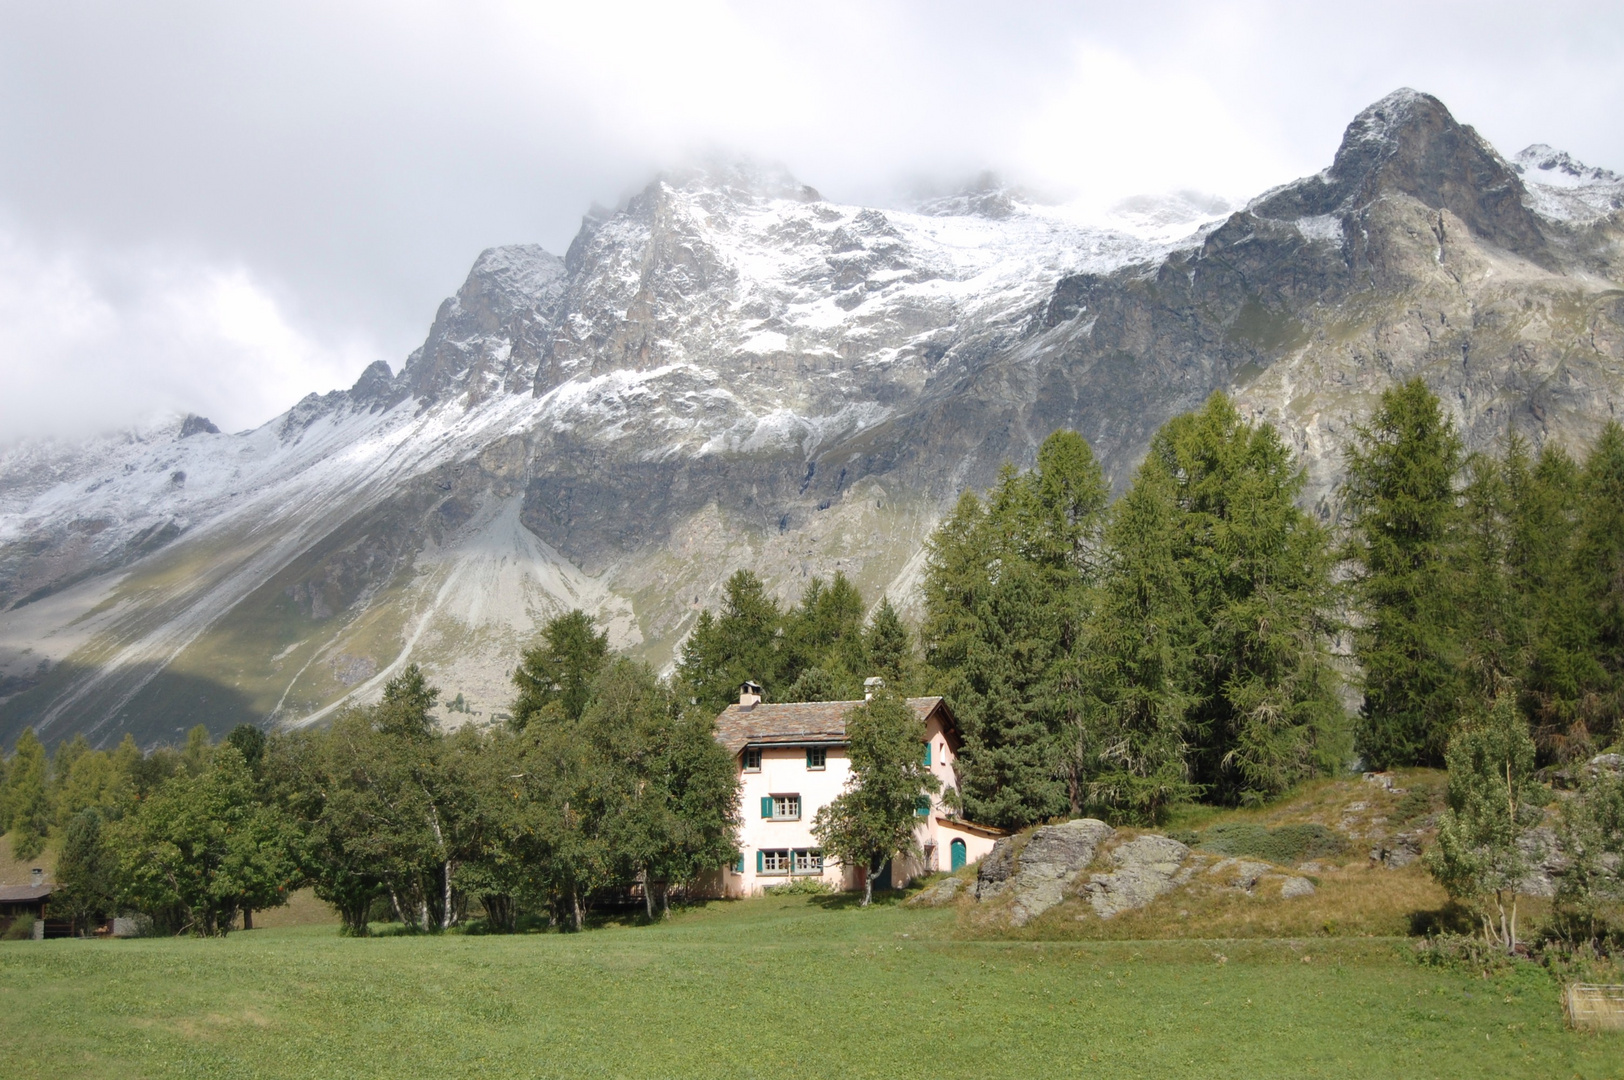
[950, 838, 967, 872]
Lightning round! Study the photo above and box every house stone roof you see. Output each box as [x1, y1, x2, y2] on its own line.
[714, 696, 949, 755]
[0, 884, 52, 903]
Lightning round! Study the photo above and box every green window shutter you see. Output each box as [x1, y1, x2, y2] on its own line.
[761, 796, 774, 818]
[734, 854, 744, 874]
[805, 748, 814, 767]
[923, 742, 932, 766]
[915, 796, 930, 816]
[756, 850, 763, 873]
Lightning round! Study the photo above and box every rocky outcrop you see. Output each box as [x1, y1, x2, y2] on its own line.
[977, 818, 1115, 926]
[1080, 835, 1191, 918]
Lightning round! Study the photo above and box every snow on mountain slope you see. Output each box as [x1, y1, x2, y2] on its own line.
[3, 89, 1622, 748]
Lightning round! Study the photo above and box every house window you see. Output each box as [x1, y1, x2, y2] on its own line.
[915, 795, 931, 817]
[772, 794, 801, 820]
[743, 748, 762, 771]
[805, 747, 826, 770]
[793, 848, 824, 874]
[760, 849, 791, 875]
[923, 741, 932, 766]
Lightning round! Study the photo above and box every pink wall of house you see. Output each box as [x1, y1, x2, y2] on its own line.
[719, 702, 1004, 897]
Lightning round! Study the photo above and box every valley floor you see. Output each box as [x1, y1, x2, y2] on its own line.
[0, 893, 1616, 1079]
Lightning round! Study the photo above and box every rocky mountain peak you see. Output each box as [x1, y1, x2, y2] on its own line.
[1512, 144, 1621, 187]
[1251, 88, 1551, 267]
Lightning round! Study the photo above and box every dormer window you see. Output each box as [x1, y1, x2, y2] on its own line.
[743, 748, 762, 771]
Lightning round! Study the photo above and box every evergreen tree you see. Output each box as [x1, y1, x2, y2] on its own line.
[2, 729, 50, 860]
[1074, 462, 1200, 821]
[676, 570, 783, 712]
[863, 597, 913, 688]
[1155, 395, 1345, 802]
[1505, 439, 1590, 757]
[1569, 422, 1624, 754]
[1342, 378, 1465, 767]
[511, 610, 610, 730]
[920, 430, 1108, 829]
[181, 724, 213, 777]
[781, 572, 866, 691]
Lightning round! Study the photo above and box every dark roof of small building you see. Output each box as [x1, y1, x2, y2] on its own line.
[714, 696, 949, 755]
[0, 884, 51, 903]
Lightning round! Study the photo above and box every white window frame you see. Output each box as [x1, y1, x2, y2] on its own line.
[742, 747, 762, 772]
[772, 794, 801, 820]
[761, 849, 791, 875]
[806, 747, 827, 770]
[792, 848, 823, 875]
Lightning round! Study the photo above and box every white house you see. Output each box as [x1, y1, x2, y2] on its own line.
[711, 683, 1005, 897]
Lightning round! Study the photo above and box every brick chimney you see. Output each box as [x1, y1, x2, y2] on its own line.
[864, 676, 884, 700]
[738, 681, 763, 708]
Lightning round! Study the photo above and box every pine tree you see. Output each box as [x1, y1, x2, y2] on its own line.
[1569, 422, 1624, 754]
[863, 597, 913, 688]
[511, 610, 610, 730]
[1343, 378, 1466, 767]
[676, 570, 783, 712]
[2, 729, 50, 860]
[920, 431, 1107, 829]
[1505, 438, 1589, 757]
[1074, 462, 1200, 822]
[1148, 393, 1344, 804]
[780, 572, 866, 692]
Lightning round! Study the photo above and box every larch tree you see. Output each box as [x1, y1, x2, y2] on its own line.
[1149, 393, 1344, 804]
[2, 729, 51, 860]
[511, 610, 611, 730]
[1074, 462, 1200, 822]
[1342, 378, 1466, 767]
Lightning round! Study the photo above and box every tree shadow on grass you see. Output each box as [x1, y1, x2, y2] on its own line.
[1408, 900, 1477, 936]
[809, 888, 911, 912]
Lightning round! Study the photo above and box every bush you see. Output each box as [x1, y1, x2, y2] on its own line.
[1391, 782, 1442, 826]
[1195, 822, 1349, 865]
[764, 878, 834, 896]
[1411, 932, 1515, 973]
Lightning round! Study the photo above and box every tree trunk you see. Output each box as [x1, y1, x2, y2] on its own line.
[443, 860, 454, 930]
[389, 885, 405, 926]
[660, 881, 671, 919]
[572, 889, 584, 932]
[862, 858, 876, 907]
[642, 869, 655, 921]
[243, 907, 253, 931]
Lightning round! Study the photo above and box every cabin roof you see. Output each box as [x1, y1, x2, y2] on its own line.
[714, 696, 950, 755]
[0, 884, 51, 903]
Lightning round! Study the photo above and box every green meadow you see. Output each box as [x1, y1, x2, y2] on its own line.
[1, 893, 1617, 1080]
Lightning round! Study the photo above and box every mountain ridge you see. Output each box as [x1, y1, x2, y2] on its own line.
[2, 89, 1622, 747]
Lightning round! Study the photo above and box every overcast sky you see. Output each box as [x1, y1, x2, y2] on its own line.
[1, 0, 1620, 440]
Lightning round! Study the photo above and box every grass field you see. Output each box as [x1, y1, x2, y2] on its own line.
[2, 892, 1619, 1080]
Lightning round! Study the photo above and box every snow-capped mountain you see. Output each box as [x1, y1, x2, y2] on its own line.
[3, 89, 1623, 747]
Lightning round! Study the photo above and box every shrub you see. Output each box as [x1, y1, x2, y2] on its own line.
[1195, 822, 1349, 865]
[764, 878, 834, 896]
[1391, 782, 1442, 826]
[1411, 932, 1514, 974]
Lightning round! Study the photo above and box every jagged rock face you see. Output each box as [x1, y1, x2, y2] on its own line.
[2, 89, 1623, 747]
